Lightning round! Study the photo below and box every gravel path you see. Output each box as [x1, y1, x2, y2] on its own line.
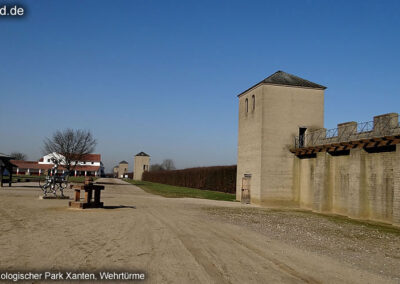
[205, 206, 400, 281]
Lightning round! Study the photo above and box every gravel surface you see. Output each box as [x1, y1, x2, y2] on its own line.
[205, 206, 400, 281]
[1, 180, 396, 283]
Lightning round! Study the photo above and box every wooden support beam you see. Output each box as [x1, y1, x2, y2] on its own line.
[291, 134, 400, 157]
[365, 141, 378, 148]
[377, 140, 391, 147]
[322, 145, 331, 150]
[347, 144, 358, 150]
[355, 143, 366, 149]
[390, 139, 400, 145]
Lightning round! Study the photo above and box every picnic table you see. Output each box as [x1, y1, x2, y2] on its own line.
[69, 177, 105, 209]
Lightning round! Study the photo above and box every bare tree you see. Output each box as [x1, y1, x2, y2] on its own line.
[150, 164, 164, 171]
[43, 129, 97, 172]
[162, 159, 176, 171]
[10, 152, 27, 160]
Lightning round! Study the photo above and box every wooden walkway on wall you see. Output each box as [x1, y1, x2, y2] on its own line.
[290, 135, 400, 157]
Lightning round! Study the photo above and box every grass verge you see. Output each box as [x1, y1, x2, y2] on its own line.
[124, 179, 236, 201]
[7, 175, 97, 184]
[68, 176, 98, 183]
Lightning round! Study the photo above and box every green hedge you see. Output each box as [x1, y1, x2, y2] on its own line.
[142, 165, 237, 193]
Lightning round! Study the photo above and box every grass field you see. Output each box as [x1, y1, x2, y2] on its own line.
[11, 175, 45, 182]
[68, 176, 98, 183]
[5, 175, 98, 183]
[124, 179, 236, 201]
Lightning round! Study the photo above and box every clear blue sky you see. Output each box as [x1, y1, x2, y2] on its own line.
[1, 0, 400, 172]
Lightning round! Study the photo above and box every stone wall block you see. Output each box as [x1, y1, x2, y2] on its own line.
[393, 144, 400, 225]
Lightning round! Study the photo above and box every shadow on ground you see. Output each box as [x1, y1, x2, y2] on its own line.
[95, 182, 131, 186]
[2, 185, 40, 188]
[103, 205, 136, 209]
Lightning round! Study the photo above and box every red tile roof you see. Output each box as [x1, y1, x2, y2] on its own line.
[74, 166, 100, 171]
[81, 154, 101, 162]
[11, 160, 100, 172]
[39, 154, 101, 162]
[11, 160, 51, 170]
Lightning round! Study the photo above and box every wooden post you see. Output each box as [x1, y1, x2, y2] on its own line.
[8, 169, 12, 187]
[0, 166, 3, 188]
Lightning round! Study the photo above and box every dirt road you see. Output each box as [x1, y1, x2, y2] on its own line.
[0, 178, 396, 283]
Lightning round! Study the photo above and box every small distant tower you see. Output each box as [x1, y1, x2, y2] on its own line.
[113, 166, 118, 178]
[134, 152, 150, 181]
[117, 161, 128, 178]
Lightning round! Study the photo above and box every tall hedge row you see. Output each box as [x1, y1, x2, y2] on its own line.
[142, 165, 237, 193]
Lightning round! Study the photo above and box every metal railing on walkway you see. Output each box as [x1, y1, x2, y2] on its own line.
[294, 114, 400, 149]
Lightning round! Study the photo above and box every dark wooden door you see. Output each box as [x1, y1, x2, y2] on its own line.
[241, 177, 251, 204]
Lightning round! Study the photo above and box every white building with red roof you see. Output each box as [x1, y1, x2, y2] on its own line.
[12, 153, 104, 177]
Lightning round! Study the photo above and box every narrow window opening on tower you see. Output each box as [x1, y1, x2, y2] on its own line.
[299, 127, 307, 148]
[245, 98, 248, 113]
[252, 95, 255, 111]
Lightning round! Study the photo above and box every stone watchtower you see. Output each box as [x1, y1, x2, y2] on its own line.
[134, 152, 150, 181]
[117, 161, 128, 178]
[237, 71, 326, 205]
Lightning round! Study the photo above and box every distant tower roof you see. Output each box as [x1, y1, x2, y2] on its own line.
[238, 70, 327, 97]
[135, 152, 150, 157]
[119, 160, 128, 164]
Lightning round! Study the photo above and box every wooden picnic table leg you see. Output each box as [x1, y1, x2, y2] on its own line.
[94, 189, 101, 205]
[74, 189, 81, 202]
[85, 189, 93, 203]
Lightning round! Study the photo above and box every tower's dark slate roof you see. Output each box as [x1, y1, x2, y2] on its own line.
[135, 152, 150, 157]
[0, 153, 16, 168]
[0, 153, 12, 158]
[119, 160, 128, 164]
[238, 71, 326, 97]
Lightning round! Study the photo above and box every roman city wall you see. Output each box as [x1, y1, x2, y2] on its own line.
[293, 113, 400, 225]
